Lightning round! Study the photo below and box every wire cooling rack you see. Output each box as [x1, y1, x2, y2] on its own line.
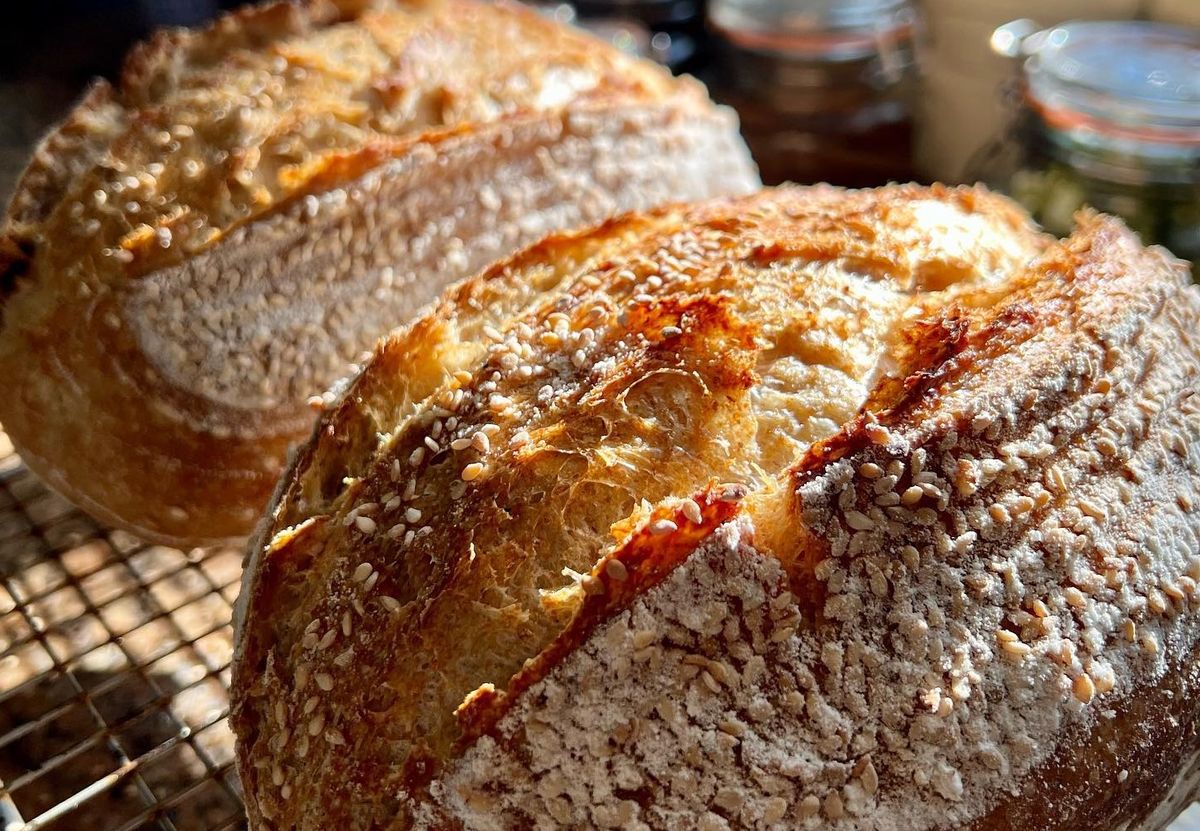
[4, 419, 1200, 831]
[0, 427, 247, 831]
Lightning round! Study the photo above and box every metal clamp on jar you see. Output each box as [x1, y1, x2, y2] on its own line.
[706, 0, 919, 187]
[971, 20, 1200, 276]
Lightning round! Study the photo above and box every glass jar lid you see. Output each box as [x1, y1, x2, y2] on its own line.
[709, 0, 915, 60]
[1018, 21, 1200, 143]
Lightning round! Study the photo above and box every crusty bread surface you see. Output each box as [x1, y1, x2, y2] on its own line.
[0, 0, 757, 545]
[233, 184, 1200, 830]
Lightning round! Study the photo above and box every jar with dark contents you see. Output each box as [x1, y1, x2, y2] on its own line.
[971, 21, 1200, 277]
[705, 0, 920, 187]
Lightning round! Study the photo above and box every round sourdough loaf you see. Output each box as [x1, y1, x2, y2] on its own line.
[0, 0, 757, 545]
[233, 184, 1200, 829]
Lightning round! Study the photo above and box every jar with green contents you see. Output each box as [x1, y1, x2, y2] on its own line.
[971, 20, 1200, 277]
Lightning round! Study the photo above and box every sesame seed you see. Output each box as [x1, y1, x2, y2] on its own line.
[461, 462, 486, 481]
[308, 713, 325, 736]
[450, 436, 472, 451]
[824, 792, 845, 820]
[901, 486, 924, 505]
[352, 562, 373, 582]
[860, 759, 879, 796]
[1072, 673, 1095, 704]
[859, 462, 883, 479]
[380, 596, 402, 613]
[325, 728, 346, 745]
[404, 507, 422, 523]
[632, 630, 657, 649]
[681, 498, 702, 525]
[409, 447, 425, 466]
[423, 436, 439, 452]
[648, 518, 677, 535]
[913, 507, 938, 525]
[845, 511, 874, 531]
[581, 575, 604, 595]
[364, 571, 379, 592]
[472, 431, 491, 453]
[661, 325, 682, 338]
[315, 673, 333, 692]
[317, 629, 336, 650]
[604, 559, 629, 581]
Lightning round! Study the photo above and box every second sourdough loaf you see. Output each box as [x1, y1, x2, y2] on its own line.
[0, 0, 757, 545]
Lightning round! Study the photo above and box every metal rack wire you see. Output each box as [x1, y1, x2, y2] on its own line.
[0, 427, 246, 831]
[5, 418, 1200, 831]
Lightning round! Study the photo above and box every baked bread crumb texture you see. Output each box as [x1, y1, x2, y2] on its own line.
[233, 185, 1200, 830]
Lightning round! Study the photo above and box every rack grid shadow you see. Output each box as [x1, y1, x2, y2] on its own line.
[0, 427, 247, 830]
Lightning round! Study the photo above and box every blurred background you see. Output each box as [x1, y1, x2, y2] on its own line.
[1, 0, 1197, 270]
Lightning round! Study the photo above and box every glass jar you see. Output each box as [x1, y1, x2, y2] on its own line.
[705, 0, 920, 187]
[970, 20, 1200, 276]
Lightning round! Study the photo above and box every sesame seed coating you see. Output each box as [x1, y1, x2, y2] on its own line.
[233, 185, 1200, 831]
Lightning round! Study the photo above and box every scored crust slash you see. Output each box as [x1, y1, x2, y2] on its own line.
[453, 483, 746, 746]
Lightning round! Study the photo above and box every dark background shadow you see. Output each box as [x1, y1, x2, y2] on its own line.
[0, 0, 244, 203]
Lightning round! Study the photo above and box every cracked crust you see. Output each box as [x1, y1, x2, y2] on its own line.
[223, 184, 1200, 831]
[0, 0, 757, 545]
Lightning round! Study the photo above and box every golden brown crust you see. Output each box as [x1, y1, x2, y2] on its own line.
[0, 0, 757, 545]
[381, 203, 1200, 830]
[227, 184, 1139, 830]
